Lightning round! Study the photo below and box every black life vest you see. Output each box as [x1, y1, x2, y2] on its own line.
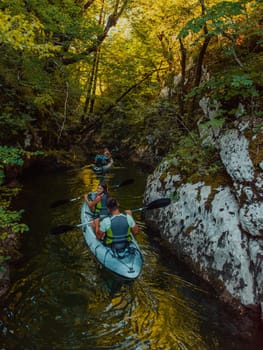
[105, 214, 131, 250]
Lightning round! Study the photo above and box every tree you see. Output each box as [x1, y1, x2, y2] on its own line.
[0, 0, 132, 146]
[178, 0, 262, 121]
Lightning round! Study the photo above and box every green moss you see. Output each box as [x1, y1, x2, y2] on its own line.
[248, 129, 263, 168]
[163, 134, 224, 185]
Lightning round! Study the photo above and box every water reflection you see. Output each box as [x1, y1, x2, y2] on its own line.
[0, 163, 262, 349]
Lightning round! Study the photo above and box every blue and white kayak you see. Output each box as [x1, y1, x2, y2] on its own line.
[80, 201, 143, 279]
[91, 159, 114, 173]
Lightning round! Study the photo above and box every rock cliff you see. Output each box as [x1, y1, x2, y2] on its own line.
[144, 113, 263, 315]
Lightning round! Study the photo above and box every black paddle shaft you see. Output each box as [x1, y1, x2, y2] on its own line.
[50, 197, 171, 235]
[50, 221, 92, 235]
[132, 198, 171, 212]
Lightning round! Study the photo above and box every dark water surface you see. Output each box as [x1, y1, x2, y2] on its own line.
[0, 162, 262, 349]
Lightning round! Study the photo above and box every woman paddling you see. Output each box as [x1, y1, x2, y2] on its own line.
[84, 182, 109, 219]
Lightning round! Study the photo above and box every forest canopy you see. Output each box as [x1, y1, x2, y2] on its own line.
[0, 0, 262, 153]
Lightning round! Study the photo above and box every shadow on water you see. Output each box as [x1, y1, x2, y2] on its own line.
[0, 161, 262, 349]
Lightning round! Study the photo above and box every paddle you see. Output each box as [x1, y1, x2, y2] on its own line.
[50, 197, 170, 236]
[132, 198, 171, 212]
[111, 178, 134, 189]
[50, 221, 92, 235]
[50, 178, 135, 208]
[50, 196, 82, 208]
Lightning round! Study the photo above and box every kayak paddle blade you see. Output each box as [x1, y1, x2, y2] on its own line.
[120, 178, 134, 187]
[132, 198, 171, 212]
[50, 199, 70, 208]
[50, 196, 81, 208]
[50, 225, 76, 235]
[112, 178, 134, 189]
[146, 198, 171, 210]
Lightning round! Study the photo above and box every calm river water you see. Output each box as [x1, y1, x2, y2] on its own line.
[0, 161, 262, 349]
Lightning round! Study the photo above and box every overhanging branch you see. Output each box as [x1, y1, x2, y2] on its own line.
[60, 0, 129, 65]
[102, 68, 167, 114]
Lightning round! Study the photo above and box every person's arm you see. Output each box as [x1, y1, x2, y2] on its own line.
[94, 218, 104, 240]
[96, 217, 109, 240]
[104, 149, 112, 160]
[84, 193, 101, 212]
[125, 210, 139, 235]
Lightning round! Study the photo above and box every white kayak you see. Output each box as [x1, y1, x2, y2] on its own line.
[80, 201, 143, 279]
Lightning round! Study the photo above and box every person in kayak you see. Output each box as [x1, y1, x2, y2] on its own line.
[95, 197, 138, 250]
[94, 147, 112, 166]
[84, 182, 109, 218]
[103, 147, 112, 161]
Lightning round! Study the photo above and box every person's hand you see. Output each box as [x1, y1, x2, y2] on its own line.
[94, 195, 102, 204]
[84, 194, 88, 201]
[125, 209, 132, 216]
[96, 231, 104, 240]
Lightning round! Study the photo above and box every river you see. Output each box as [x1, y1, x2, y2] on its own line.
[0, 161, 262, 349]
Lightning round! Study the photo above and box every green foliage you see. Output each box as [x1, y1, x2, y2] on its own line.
[187, 68, 261, 119]
[0, 145, 33, 269]
[0, 0, 262, 156]
[199, 118, 226, 129]
[0, 186, 21, 209]
[174, 0, 262, 126]
[164, 134, 223, 181]
[0, 113, 34, 141]
[178, 0, 247, 39]
[1, 0, 126, 147]
[0, 207, 28, 234]
[34, 94, 54, 112]
[0, 11, 59, 57]
[0, 145, 26, 166]
[0, 146, 25, 185]
[230, 74, 252, 87]
[0, 146, 44, 183]
[0, 206, 28, 270]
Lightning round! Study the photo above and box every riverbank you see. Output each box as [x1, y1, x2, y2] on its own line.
[0, 231, 22, 298]
[0, 151, 80, 299]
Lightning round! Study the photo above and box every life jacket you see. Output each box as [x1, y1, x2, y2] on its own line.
[95, 155, 108, 166]
[105, 214, 132, 249]
[94, 193, 108, 217]
[88, 192, 108, 218]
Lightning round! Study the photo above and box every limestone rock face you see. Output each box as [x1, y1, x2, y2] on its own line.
[219, 130, 254, 182]
[144, 124, 263, 308]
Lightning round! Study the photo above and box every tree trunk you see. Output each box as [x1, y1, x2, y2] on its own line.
[89, 48, 101, 114]
[178, 38, 186, 116]
[190, 0, 211, 119]
[82, 0, 105, 120]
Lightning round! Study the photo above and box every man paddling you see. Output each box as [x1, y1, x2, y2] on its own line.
[95, 197, 138, 250]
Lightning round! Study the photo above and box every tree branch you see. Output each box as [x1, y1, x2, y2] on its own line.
[83, 0, 96, 11]
[222, 31, 244, 68]
[102, 68, 165, 114]
[61, 0, 129, 65]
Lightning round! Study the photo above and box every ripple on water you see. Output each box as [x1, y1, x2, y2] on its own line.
[1, 164, 262, 350]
